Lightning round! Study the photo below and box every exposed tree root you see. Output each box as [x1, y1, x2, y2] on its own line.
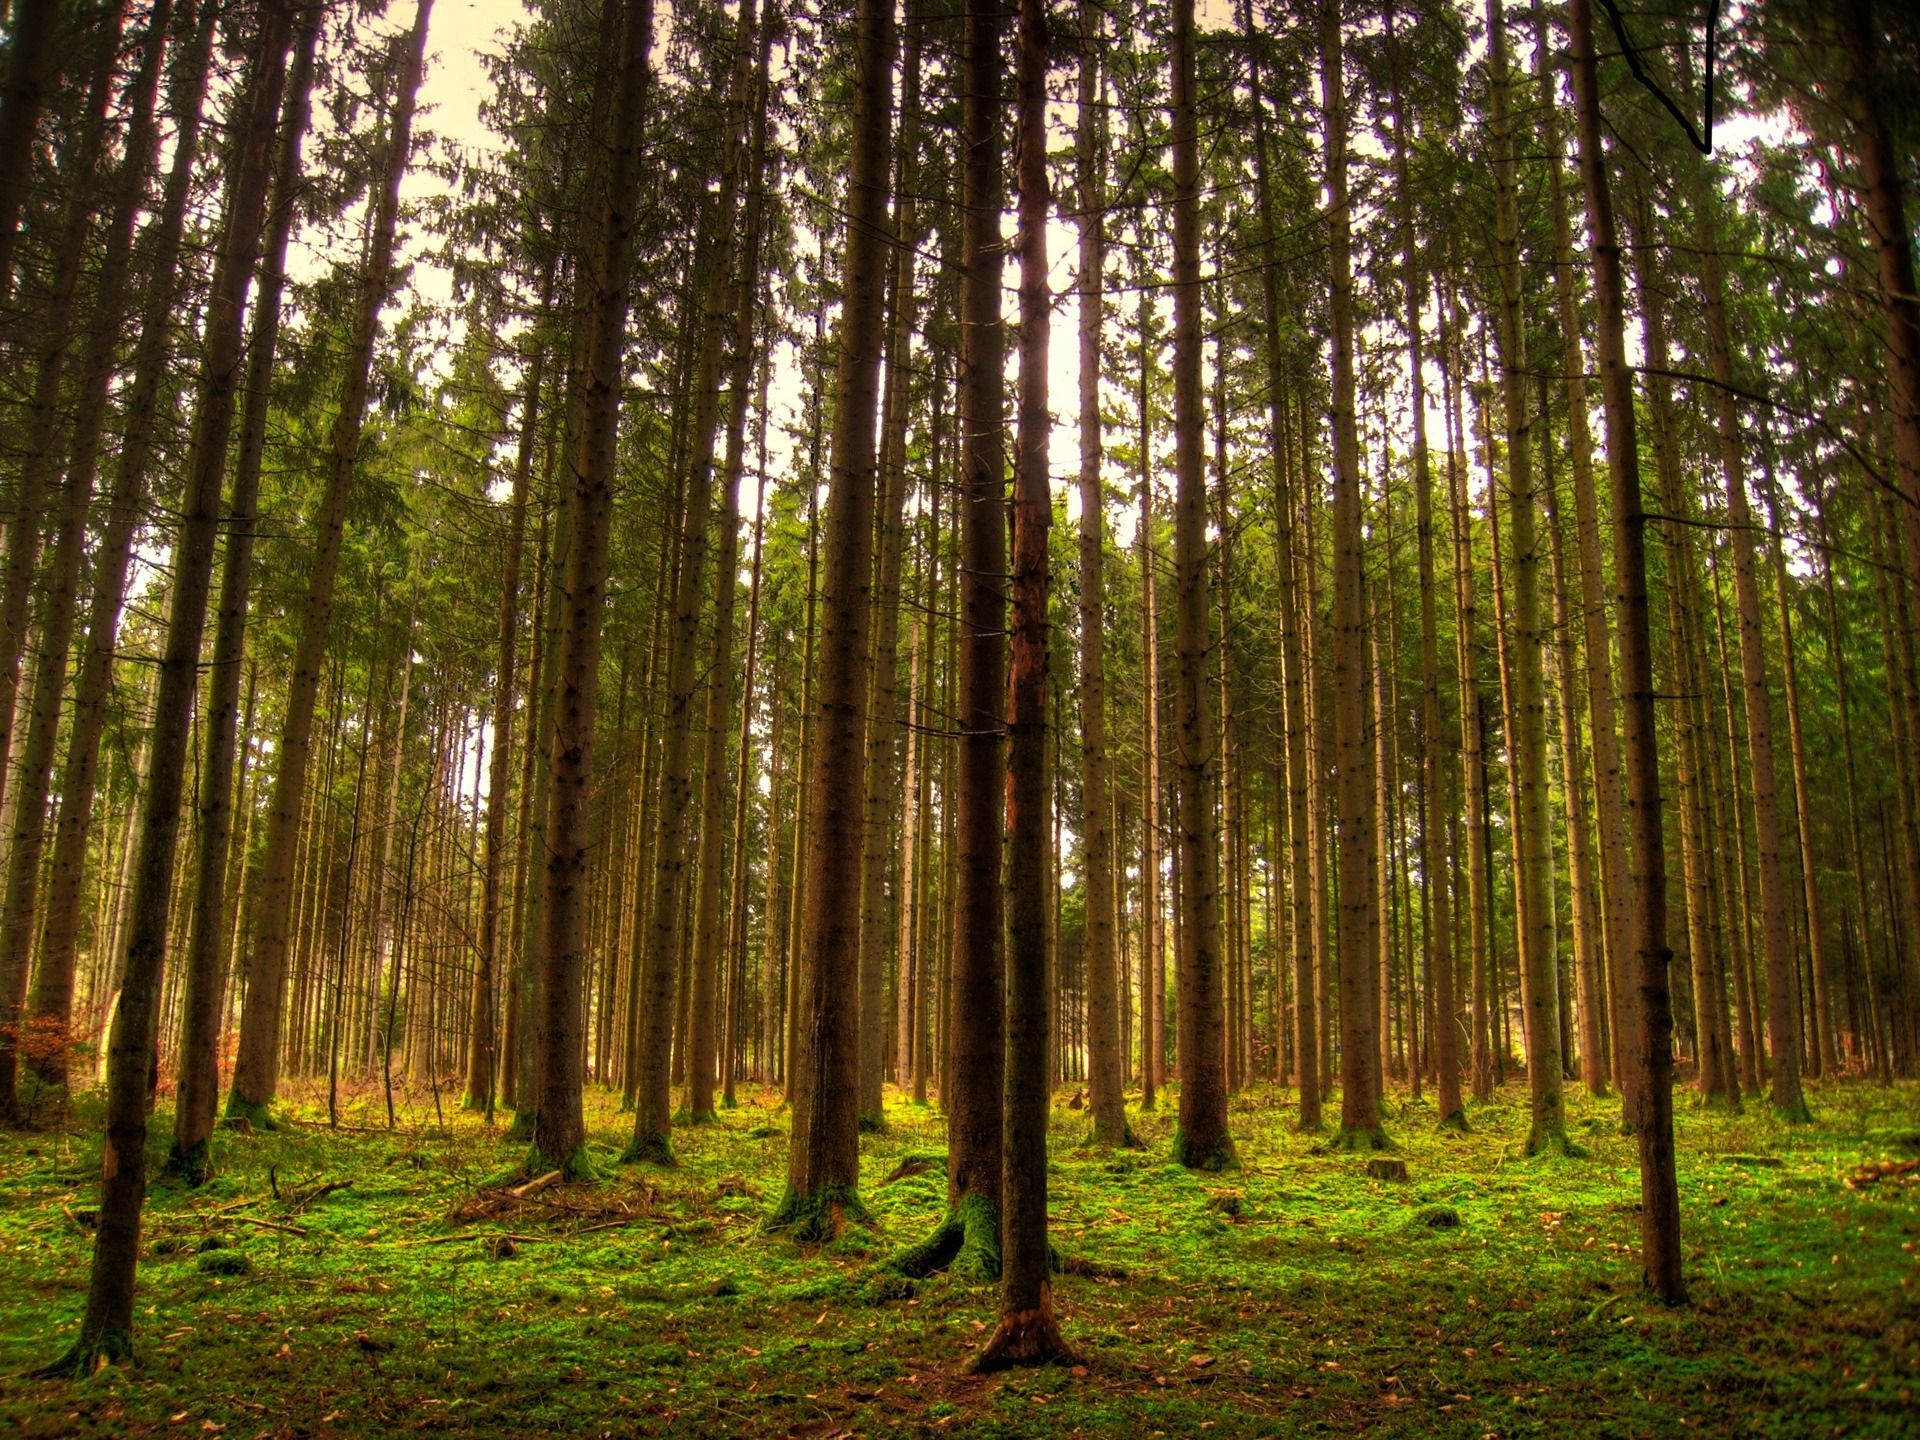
[887, 1193, 998, 1281]
[762, 1183, 870, 1243]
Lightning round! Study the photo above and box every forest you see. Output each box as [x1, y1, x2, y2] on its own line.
[0, 0, 1917, 1432]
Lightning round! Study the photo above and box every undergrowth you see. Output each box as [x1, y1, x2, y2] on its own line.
[1, 1077, 1915, 1437]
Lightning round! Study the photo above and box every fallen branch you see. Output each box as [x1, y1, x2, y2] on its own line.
[509, 1170, 563, 1200]
[232, 1215, 308, 1237]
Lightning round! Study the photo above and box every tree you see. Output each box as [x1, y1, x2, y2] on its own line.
[1563, 0, 1683, 1305]
[764, 0, 896, 1239]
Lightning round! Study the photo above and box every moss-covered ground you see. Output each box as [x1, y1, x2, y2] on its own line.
[1, 1078, 1916, 1436]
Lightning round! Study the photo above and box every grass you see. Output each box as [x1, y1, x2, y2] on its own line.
[1, 1075, 1916, 1436]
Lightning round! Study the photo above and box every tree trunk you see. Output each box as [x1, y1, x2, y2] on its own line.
[979, 0, 1068, 1363]
[1167, 0, 1234, 1171]
[1075, 0, 1129, 1150]
[1565, 0, 1683, 1304]
[168, 4, 320, 1173]
[42, 0, 296, 1372]
[767, 0, 894, 1237]
[226, 0, 434, 1128]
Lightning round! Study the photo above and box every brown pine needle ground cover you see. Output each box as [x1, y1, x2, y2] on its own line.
[1, 1079, 1915, 1437]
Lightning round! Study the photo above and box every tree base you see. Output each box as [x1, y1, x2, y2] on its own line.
[1436, 1108, 1470, 1133]
[505, 1109, 535, 1143]
[1089, 1117, 1143, 1150]
[857, 1113, 886, 1135]
[221, 1096, 282, 1133]
[887, 1193, 999, 1281]
[1696, 1090, 1742, 1114]
[681, 1107, 717, 1127]
[971, 1291, 1075, 1372]
[529, 1144, 598, 1183]
[1524, 1122, 1588, 1159]
[763, 1183, 870, 1243]
[1326, 1124, 1392, 1153]
[34, 1326, 132, 1379]
[163, 1138, 215, 1187]
[1772, 1092, 1814, 1125]
[623, 1130, 678, 1167]
[1171, 1124, 1239, 1171]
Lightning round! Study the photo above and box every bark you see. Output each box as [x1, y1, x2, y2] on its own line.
[767, 0, 895, 1237]
[855, 0, 921, 1129]
[1, 0, 166, 1113]
[41, 0, 296, 1372]
[689, 0, 771, 1126]
[978, 0, 1068, 1365]
[169, 4, 320, 1174]
[1532, 0, 1632, 1105]
[0, 0, 60, 304]
[1565, 0, 1683, 1304]
[1486, 0, 1567, 1153]
[28, 0, 220, 1086]
[893, 0, 1004, 1277]
[1138, 294, 1163, 1112]
[226, 0, 434, 1127]
[1168, 0, 1234, 1171]
[1075, 0, 1130, 1149]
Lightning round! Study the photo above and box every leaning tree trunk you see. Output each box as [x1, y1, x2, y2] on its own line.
[42, 1, 297, 1372]
[226, 0, 434, 1129]
[1565, 0, 1682, 1304]
[169, 5, 320, 1176]
[27, 0, 220, 1087]
[0, 0, 162, 1118]
[766, 0, 895, 1239]
[1322, 0, 1383, 1152]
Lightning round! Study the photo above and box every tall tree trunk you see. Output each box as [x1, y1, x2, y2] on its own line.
[893, 0, 1004, 1277]
[226, 0, 434, 1128]
[467, 265, 553, 1116]
[855, 0, 920, 1130]
[766, 0, 894, 1237]
[1694, 201, 1813, 1121]
[0, 0, 60, 304]
[27, 0, 220, 1085]
[1138, 296, 1163, 1112]
[169, 5, 320, 1174]
[1386, 8, 1461, 1128]
[689, 0, 770, 1126]
[1168, 0, 1234, 1171]
[1075, 0, 1130, 1150]
[1486, 0, 1567, 1153]
[0, 0, 165, 1115]
[978, 0, 1068, 1364]
[41, 1, 297, 1372]
[1565, 0, 1683, 1304]
[1533, 0, 1632, 1106]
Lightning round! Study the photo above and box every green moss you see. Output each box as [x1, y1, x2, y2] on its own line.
[220, 1095, 282, 1133]
[622, 1128, 678, 1167]
[763, 1183, 870, 1242]
[163, 1137, 215, 1186]
[5, 1076, 1916, 1437]
[1325, 1124, 1394, 1154]
[1171, 1125, 1240, 1171]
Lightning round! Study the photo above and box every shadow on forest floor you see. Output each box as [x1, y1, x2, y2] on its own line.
[1, 1077, 1916, 1436]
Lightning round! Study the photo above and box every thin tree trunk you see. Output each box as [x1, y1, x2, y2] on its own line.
[227, 0, 434, 1126]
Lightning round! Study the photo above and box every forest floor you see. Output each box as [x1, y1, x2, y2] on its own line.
[0, 1076, 1915, 1437]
